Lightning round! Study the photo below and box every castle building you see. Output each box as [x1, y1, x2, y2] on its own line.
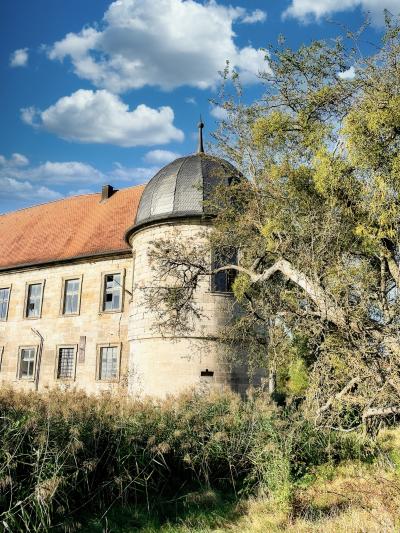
[0, 125, 249, 397]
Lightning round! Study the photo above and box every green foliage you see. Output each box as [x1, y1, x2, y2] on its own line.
[206, 15, 400, 430]
[0, 389, 376, 532]
[287, 358, 309, 396]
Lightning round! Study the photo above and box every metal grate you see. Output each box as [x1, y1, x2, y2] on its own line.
[57, 347, 74, 379]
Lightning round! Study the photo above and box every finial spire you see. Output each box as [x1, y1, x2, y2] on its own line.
[197, 116, 204, 153]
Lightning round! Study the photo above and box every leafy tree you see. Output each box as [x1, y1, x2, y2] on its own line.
[145, 15, 400, 430]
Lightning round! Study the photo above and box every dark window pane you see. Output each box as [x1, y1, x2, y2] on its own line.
[26, 284, 42, 317]
[211, 248, 237, 293]
[103, 274, 122, 311]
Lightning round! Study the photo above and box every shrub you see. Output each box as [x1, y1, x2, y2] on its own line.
[0, 388, 376, 532]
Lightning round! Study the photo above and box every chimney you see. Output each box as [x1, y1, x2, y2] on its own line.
[101, 184, 114, 202]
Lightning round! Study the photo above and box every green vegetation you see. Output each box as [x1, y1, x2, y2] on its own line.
[0, 388, 389, 532]
[147, 15, 400, 432]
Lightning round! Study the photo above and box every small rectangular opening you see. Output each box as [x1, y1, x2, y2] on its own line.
[201, 369, 214, 377]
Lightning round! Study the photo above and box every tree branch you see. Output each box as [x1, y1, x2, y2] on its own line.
[317, 376, 361, 416]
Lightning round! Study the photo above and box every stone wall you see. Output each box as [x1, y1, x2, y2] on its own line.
[0, 255, 132, 394]
[128, 219, 251, 398]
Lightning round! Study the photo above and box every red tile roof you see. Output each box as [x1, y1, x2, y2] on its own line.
[0, 185, 144, 271]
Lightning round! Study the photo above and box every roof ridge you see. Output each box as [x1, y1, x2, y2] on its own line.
[0, 183, 146, 218]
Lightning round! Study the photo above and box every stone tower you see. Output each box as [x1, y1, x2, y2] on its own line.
[125, 123, 246, 397]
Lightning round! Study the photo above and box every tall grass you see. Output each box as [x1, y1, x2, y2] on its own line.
[0, 388, 375, 532]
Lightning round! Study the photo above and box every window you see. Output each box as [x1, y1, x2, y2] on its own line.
[98, 346, 119, 380]
[211, 248, 237, 293]
[25, 283, 43, 318]
[57, 346, 75, 379]
[102, 273, 122, 311]
[0, 287, 10, 320]
[19, 347, 36, 379]
[62, 279, 80, 315]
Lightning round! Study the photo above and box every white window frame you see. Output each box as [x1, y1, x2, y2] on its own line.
[99, 270, 125, 313]
[24, 281, 45, 319]
[0, 285, 11, 321]
[17, 346, 37, 381]
[60, 276, 83, 316]
[96, 343, 121, 382]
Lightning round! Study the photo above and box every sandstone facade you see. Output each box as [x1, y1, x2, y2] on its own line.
[0, 255, 132, 394]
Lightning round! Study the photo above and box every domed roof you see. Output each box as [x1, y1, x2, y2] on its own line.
[125, 123, 239, 239]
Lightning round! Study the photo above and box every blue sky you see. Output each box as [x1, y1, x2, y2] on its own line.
[1, 0, 399, 213]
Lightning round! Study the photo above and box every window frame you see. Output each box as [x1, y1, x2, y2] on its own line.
[96, 343, 121, 382]
[55, 344, 78, 381]
[17, 345, 37, 381]
[99, 270, 125, 313]
[209, 248, 238, 294]
[24, 280, 45, 319]
[60, 275, 83, 316]
[0, 285, 11, 321]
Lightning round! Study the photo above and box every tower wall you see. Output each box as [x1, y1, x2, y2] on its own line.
[127, 219, 245, 398]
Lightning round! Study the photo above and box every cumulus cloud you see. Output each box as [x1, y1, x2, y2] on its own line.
[144, 149, 181, 165]
[10, 48, 29, 67]
[0, 157, 105, 187]
[47, 0, 268, 92]
[21, 89, 184, 147]
[0, 154, 159, 211]
[0, 178, 61, 203]
[240, 9, 267, 24]
[110, 163, 159, 183]
[283, 0, 400, 25]
[0, 153, 29, 167]
[210, 105, 229, 120]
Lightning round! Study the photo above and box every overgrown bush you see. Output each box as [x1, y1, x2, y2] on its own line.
[0, 388, 375, 531]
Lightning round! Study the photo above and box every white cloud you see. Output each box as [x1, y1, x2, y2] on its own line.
[110, 162, 158, 183]
[0, 154, 158, 210]
[338, 66, 356, 79]
[0, 157, 105, 186]
[0, 177, 61, 203]
[10, 48, 29, 68]
[144, 149, 181, 165]
[185, 97, 197, 105]
[0, 153, 29, 167]
[210, 105, 229, 120]
[283, 0, 400, 25]
[21, 89, 184, 147]
[47, 0, 269, 92]
[240, 9, 267, 24]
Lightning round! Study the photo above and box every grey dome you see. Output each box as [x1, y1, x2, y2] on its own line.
[126, 153, 239, 238]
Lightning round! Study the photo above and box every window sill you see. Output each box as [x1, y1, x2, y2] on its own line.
[98, 309, 123, 315]
[208, 291, 234, 296]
